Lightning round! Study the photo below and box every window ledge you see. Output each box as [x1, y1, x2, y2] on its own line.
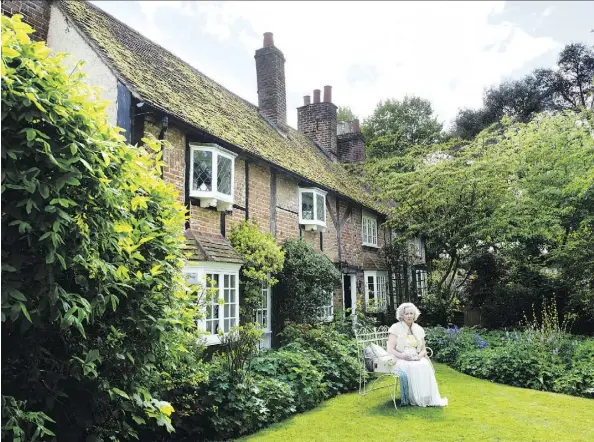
[190, 194, 233, 212]
[302, 222, 326, 233]
[362, 243, 379, 249]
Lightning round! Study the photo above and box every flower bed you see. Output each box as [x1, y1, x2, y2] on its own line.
[425, 326, 594, 398]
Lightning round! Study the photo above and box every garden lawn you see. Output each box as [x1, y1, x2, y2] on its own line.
[238, 363, 594, 442]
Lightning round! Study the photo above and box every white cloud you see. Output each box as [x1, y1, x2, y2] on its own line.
[133, 0, 560, 128]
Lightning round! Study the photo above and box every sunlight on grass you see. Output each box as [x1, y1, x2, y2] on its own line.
[239, 364, 594, 442]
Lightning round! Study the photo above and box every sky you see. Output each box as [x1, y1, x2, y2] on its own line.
[90, 1, 593, 131]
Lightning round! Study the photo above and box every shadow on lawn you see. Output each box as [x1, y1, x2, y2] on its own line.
[365, 399, 448, 421]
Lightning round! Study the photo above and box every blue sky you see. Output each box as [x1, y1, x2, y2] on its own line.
[90, 1, 593, 130]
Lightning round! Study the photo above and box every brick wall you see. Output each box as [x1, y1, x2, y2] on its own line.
[337, 132, 366, 163]
[1, 0, 51, 41]
[247, 162, 271, 232]
[149, 119, 387, 314]
[297, 102, 338, 155]
[275, 173, 299, 242]
[254, 33, 287, 130]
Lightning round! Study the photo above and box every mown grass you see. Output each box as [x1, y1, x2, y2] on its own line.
[238, 363, 594, 442]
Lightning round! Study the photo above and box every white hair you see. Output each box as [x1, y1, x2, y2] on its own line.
[396, 302, 421, 322]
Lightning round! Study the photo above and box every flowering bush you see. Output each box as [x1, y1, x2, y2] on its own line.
[426, 326, 594, 397]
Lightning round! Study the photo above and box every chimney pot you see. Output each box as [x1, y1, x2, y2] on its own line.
[323, 85, 332, 103]
[263, 32, 274, 47]
[313, 89, 321, 104]
[353, 118, 360, 132]
[304, 95, 311, 105]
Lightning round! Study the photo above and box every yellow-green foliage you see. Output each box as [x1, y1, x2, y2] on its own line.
[228, 220, 285, 316]
[1, 14, 197, 440]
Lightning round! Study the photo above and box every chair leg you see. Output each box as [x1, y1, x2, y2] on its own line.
[392, 376, 398, 409]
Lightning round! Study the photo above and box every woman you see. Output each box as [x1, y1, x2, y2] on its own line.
[387, 302, 448, 407]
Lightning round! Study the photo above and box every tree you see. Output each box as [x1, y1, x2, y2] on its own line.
[337, 106, 357, 122]
[362, 96, 443, 158]
[546, 43, 594, 110]
[364, 110, 594, 330]
[1, 14, 198, 440]
[452, 43, 594, 139]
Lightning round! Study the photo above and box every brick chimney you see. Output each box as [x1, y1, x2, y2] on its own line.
[337, 119, 366, 163]
[255, 32, 287, 129]
[297, 85, 338, 156]
[1, 0, 51, 41]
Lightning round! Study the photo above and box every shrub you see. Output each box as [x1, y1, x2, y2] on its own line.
[228, 220, 285, 318]
[280, 323, 360, 397]
[425, 326, 477, 365]
[275, 240, 341, 326]
[1, 14, 196, 439]
[553, 361, 594, 398]
[251, 346, 326, 412]
[459, 341, 565, 391]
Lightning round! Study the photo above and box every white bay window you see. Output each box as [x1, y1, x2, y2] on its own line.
[189, 143, 236, 211]
[183, 262, 241, 345]
[299, 187, 327, 232]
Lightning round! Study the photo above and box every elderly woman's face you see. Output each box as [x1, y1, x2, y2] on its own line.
[403, 307, 415, 323]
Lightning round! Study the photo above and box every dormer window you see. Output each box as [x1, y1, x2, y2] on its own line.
[299, 187, 327, 232]
[189, 143, 236, 211]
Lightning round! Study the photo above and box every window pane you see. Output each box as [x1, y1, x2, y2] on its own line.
[217, 155, 232, 195]
[316, 194, 325, 222]
[301, 192, 314, 220]
[193, 150, 212, 191]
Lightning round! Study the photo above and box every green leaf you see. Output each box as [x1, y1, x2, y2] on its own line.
[19, 303, 32, 322]
[9, 290, 26, 301]
[26, 128, 36, 141]
[111, 388, 130, 400]
[131, 415, 146, 425]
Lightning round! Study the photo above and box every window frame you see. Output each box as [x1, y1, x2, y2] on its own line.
[317, 289, 334, 322]
[298, 187, 327, 232]
[254, 282, 272, 333]
[363, 270, 388, 312]
[188, 143, 237, 211]
[183, 261, 241, 346]
[362, 211, 378, 247]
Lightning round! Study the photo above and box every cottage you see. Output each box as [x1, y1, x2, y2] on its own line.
[2, 0, 427, 347]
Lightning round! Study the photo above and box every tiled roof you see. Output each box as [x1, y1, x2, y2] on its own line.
[57, 0, 388, 216]
[183, 230, 244, 264]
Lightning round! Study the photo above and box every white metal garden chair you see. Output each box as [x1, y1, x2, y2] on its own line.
[354, 325, 401, 409]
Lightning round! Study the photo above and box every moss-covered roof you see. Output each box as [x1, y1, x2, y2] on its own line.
[183, 231, 244, 264]
[57, 0, 388, 215]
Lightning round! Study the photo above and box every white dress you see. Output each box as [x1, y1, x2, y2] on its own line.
[394, 334, 448, 407]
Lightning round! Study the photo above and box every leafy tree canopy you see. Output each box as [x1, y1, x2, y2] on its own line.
[362, 96, 444, 158]
[337, 106, 357, 122]
[452, 43, 594, 139]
